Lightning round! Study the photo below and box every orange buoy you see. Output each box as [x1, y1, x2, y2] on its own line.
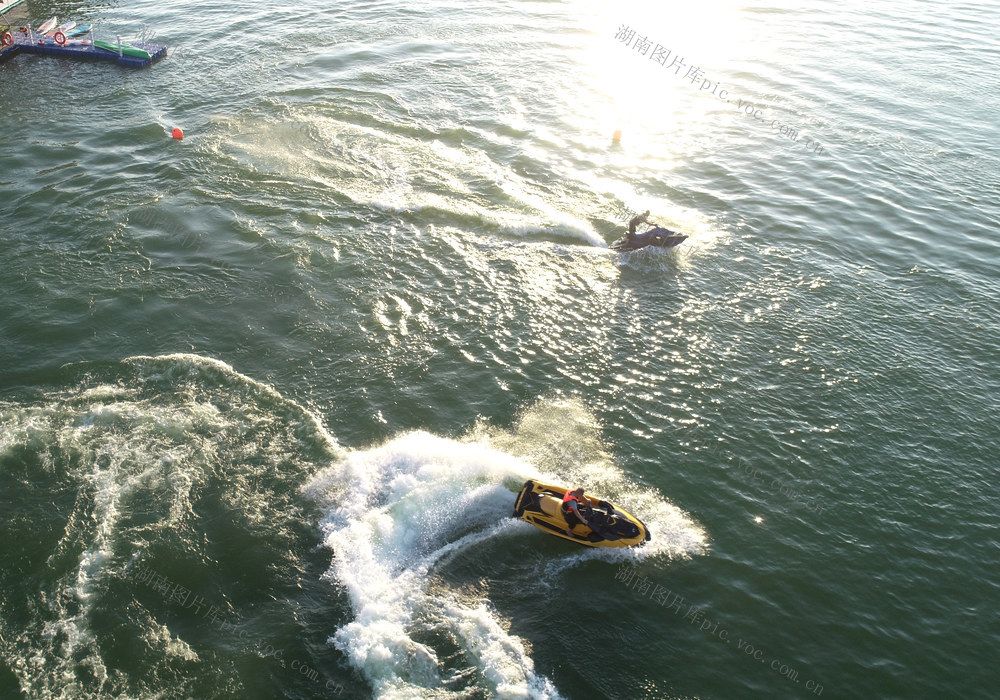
[171, 128, 184, 140]
[612, 129, 622, 144]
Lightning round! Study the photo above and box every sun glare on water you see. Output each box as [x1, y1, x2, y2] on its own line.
[572, 0, 747, 158]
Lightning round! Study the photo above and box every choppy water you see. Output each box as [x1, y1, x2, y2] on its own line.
[2, 0, 998, 698]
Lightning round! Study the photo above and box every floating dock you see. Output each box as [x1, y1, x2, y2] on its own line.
[1, 30, 166, 68]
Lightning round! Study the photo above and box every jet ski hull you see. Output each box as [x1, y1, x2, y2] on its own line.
[512, 480, 651, 548]
[611, 226, 687, 251]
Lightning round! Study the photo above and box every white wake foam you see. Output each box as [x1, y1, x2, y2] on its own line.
[307, 431, 560, 699]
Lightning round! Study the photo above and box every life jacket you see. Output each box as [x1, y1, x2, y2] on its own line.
[561, 490, 580, 514]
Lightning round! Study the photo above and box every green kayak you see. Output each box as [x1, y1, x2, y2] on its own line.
[94, 39, 151, 60]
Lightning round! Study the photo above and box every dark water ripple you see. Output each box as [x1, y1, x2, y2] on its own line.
[3, 0, 1000, 698]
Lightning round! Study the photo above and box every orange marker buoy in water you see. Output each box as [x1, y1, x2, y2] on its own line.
[171, 127, 184, 140]
[612, 129, 622, 144]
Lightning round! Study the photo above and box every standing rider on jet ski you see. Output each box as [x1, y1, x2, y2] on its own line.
[627, 210, 657, 242]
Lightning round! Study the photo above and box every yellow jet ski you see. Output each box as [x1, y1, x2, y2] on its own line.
[512, 480, 651, 548]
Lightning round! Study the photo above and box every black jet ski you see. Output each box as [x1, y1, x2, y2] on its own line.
[611, 226, 687, 251]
